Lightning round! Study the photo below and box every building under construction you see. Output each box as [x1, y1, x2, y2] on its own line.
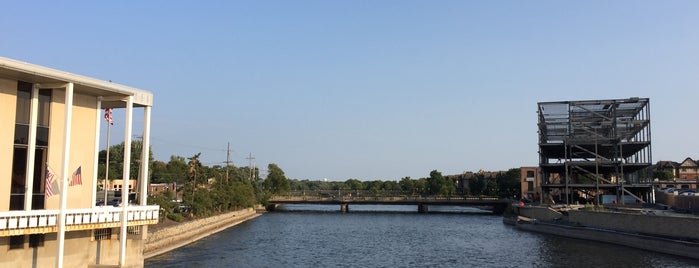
[537, 98, 653, 205]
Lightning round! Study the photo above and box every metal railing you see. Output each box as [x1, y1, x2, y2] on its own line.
[0, 205, 159, 235]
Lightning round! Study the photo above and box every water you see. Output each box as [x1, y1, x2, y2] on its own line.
[146, 205, 699, 267]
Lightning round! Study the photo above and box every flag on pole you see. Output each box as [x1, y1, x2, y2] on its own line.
[45, 166, 61, 198]
[45, 167, 55, 198]
[104, 108, 113, 125]
[70, 166, 83, 186]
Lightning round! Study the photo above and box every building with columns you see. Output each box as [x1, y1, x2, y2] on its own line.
[0, 57, 159, 267]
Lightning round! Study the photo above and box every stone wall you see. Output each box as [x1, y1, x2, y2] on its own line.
[568, 210, 699, 240]
[144, 208, 259, 258]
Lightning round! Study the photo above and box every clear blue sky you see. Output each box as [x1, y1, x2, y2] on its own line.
[2, 1, 698, 181]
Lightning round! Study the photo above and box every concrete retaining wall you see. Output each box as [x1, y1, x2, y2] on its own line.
[568, 210, 699, 240]
[515, 205, 563, 221]
[144, 208, 259, 259]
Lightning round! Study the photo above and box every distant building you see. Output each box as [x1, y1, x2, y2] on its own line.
[653, 159, 699, 190]
[109, 179, 138, 193]
[678, 157, 699, 181]
[0, 57, 158, 267]
[654, 160, 680, 179]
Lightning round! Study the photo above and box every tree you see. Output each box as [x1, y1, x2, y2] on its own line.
[345, 179, 364, 191]
[166, 155, 188, 185]
[427, 170, 453, 195]
[654, 170, 674, 180]
[399, 177, 415, 193]
[264, 163, 290, 194]
[497, 168, 521, 199]
[469, 175, 486, 196]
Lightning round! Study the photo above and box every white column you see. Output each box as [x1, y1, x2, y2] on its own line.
[24, 85, 40, 210]
[56, 83, 74, 268]
[119, 96, 133, 266]
[92, 97, 102, 207]
[140, 106, 151, 205]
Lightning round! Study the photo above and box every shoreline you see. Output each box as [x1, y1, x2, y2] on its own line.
[143, 207, 262, 259]
[508, 204, 699, 260]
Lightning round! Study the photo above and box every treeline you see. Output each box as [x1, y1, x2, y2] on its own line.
[286, 169, 521, 199]
[147, 153, 291, 220]
[98, 143, 289, 221]
[99, 142, 520, 221]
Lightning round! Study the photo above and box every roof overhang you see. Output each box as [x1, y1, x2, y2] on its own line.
[0, 56, 152, 108]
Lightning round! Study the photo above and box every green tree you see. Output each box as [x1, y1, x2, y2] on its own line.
[427, 170, 453, 195]
[469, 175, 486, 196]
[345, 179, 364, 191]
[496, 168, 521, 199]
[654, 170, 674, 180]
[399, 177, 415, 193]
[166, 156, 188, 185]
[263, 163, 290, 194]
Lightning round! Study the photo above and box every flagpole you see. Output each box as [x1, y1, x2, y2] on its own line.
[104, 120, 110, 205]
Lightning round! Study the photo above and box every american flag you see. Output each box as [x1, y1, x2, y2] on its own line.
[70, 166, 83, 186]
[45, 167, 55, 198]
[104, 108, 113, 125]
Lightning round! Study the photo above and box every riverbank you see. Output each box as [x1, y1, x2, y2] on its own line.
[507, 204, 699, 259]
[143, 207, 261, 259]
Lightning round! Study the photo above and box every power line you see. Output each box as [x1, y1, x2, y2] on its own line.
[150, 136, 226, 152]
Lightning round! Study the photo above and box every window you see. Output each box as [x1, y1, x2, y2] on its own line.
[10, 82, 51, 211]
[29, 234, 44, 248]
[94, 228, 112, 241]
[526, 171, 535, 178]
[9, 235, 24, 249]
[127, 226, 141, 235]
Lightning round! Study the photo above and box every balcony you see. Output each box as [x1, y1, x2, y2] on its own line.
[0, 205, 159, 237]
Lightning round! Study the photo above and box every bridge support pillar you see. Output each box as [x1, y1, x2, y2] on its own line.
[340, 203, 349, 213]
[418, 204, 429, 213]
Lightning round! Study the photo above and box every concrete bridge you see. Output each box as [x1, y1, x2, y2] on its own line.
[268, 192, 510, 214]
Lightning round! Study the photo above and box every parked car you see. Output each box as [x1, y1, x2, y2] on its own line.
[108, 198, 121, 206]
[679, 190, 696, 196]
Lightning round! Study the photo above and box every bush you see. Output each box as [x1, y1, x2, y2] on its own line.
[167, 213, 184, 222]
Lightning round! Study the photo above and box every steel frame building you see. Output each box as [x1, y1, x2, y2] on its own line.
[537, 98, 653, 205]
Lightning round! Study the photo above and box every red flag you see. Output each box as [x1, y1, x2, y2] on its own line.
[104, 108, 113, 125]
[70, 166, 83, 186]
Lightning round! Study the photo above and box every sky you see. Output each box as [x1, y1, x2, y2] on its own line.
[2, 1, 698, 181]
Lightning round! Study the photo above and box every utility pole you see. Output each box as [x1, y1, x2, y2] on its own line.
[225, 142, 232, 183]
[246, 153, 255, 182]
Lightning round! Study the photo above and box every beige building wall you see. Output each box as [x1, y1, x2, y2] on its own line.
[46, 89, 98, 209]
[0, 78, 18, 211]
[0, 230, 145, 267]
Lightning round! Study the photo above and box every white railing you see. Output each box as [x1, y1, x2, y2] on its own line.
[0, 205, 159, 231]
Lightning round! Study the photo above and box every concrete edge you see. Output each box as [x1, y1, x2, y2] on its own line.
[143, 211, 261, 259]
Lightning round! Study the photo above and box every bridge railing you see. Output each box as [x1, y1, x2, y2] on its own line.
[270, 191, 500, 202]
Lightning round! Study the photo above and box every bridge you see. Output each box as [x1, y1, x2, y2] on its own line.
[268, 191, 510, 214]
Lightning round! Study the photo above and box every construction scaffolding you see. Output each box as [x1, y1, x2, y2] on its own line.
[537, 98, 653, 205]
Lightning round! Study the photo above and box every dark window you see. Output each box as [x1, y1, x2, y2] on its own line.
[29, 234, 44, 248]
[10, 147, 27, 210]
[526, 171, 535, 177]
[10, 83, 51, 211]
[94, 228, 112, 240]
[9, 235, 24, 249]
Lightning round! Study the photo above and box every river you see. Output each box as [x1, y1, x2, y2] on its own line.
[145, 205, 699, 267]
